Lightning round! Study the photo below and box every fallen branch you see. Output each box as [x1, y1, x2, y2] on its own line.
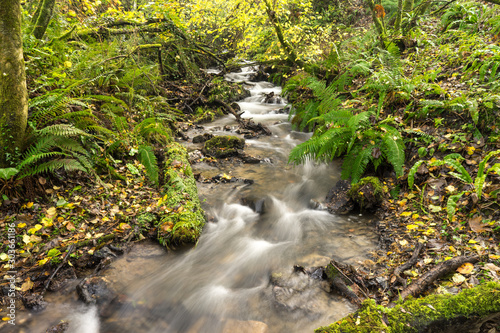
[42, 244, 75, 295]
[392, 242, 424, 287]
[396, 254, 480, 301]
[213, 99, 272, 136]
[325, 259, 370, 306]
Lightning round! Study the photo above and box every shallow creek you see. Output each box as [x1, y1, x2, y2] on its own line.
[17, 68, 378, 333]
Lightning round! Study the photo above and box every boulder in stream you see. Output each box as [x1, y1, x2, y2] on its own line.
[325, 180, 354, 215]
[202, 135, 245, 158]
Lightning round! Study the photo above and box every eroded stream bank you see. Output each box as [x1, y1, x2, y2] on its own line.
[11, 67, 379, 333]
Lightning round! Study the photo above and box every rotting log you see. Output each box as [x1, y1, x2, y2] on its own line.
[212, 99, 272, 136]
[156, 142, 205, 248]
[315, 282, 500, 333]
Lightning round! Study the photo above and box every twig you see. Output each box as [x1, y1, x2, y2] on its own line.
[330, 261, 370, 299]
[42, 244, 75, 295]
[392, 242, 424, 287]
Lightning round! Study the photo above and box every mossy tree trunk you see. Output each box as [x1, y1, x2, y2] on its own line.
[0, 0, 28, 167]
[263, 0, 304, 67]
[31, 0, 57, 39]
[394, 0, 404, 34]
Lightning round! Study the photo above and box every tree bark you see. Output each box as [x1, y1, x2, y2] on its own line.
[0, 0, 28, 167]
[395, 0, 404, 34]
[31, 0, 57, 39]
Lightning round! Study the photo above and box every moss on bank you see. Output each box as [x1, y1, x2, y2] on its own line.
[157, 142, 205, 247]
[315, 282, 500, 333]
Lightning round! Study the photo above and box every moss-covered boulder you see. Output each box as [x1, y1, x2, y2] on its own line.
[157, 142, 205, 247]
[347, 176, 385, 210]
[315, 282, 500, 333]
[202, 135, 245, 158]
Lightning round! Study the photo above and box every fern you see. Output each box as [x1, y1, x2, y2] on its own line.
[138, 145, 159, 185]
[408, 160, 425, 188]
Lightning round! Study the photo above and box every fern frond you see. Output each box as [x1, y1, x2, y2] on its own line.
[138, 145, 159, 185]
[381, 130, 405, 178]
[408, 160, 425, 188]
[38, 124, 90, 137]
[342, 145, 373, 183]
[19, 158, 87, 179]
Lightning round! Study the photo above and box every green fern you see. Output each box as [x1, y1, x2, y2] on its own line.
[138, 145, 159, 185]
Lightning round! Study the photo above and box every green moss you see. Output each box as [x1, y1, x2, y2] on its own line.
[347, 176, 385, 210]
[315, 282, 500, 333]
[202, 135, 245, 158]
[157, 142, 205, 247]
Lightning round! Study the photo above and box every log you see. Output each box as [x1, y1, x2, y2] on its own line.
[397, 254, 480, 301]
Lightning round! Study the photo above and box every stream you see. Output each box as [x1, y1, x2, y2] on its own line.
[16, 67, 377, 333]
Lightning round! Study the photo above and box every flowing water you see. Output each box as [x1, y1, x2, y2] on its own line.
[15, 68, 377, 333]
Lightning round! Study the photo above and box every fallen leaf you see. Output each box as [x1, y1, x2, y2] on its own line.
[452, 273, 466, 285]
[20, 278, 34, 292]
[457, 263, 474, 275]
[66, 222, 75, 231]
[483, 263, 500, 272]
[26, 202, 34, 209]
[0, 253, 8, 261]
[38, 258, 49, 266]
[469, 216, 490, 233]
[46, 207, 57, 217]
[119, 223, 131, 230]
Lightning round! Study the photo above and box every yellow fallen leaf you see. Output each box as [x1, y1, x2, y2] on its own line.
[449, 246, 456, 253]
[47, 207, 57, 216]
[400, 212, 412, 217]
[30, 235, 42, 243]
[468, 239, 478, 244]
[41, 217, 53, 227]
[23, 234, 31, 244]
[38, 258, 49, 266]
[406, 224, 418, 230]
[466, 146, 475, 155]
[412, 214, 419, 220]
[399, 239, 409, 246]
[17, 223, 26, 228]
[2, 317, 11, 321]
[94, 233, 104, 238]
[452, 273, 466, 285]
[489, 254, 500, 260]
[102, 217, 110, 222]
[456, 262, 474, 275]
[26, 202, 34, 209]
[119, 223, 131, 230]
[0, 253, 8, 261]
[20, 278, 34, 292]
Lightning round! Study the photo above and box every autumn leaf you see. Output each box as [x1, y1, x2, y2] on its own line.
[38, 258, 49, 266]
[452, 273, 466, 285]
[456, 263, 474, 275]
[20, 277, 34, 292]
[400, 211, 412, 217]
[47, 207, 57, 217]
[469, 216, 490, 233]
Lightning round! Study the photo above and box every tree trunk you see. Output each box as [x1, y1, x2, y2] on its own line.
[263, 0, 304, 67]
[31, 0, 57, 39]
[0, 0, 28, 167]
[366, 0, 388, 48]
[394, 0, 404, 34]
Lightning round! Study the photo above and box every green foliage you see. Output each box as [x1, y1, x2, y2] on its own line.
[137, 145, 159, 185]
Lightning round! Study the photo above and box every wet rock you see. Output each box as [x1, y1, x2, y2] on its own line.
[241, 154, 261, 164]
[188, 150, 204, 163]
[269, 266, 335, 319]
[348, 176, 385, 211]
[192, 133, 213, 144]
[22, 293, 47, 312]
[45, 321, 69, 333]
[325, 180, 354, 215]
[202, 135, 245, 158]
[222, 319, 269, 333]
[76, 276, 117, 306]
[47, 267, 77, 292]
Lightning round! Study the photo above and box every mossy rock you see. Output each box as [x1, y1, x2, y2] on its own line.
[157, 142, 205, 247]
[315, 282, 500, 333]
[202, 135, 245, 158]
[347, 176, 385, 210]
